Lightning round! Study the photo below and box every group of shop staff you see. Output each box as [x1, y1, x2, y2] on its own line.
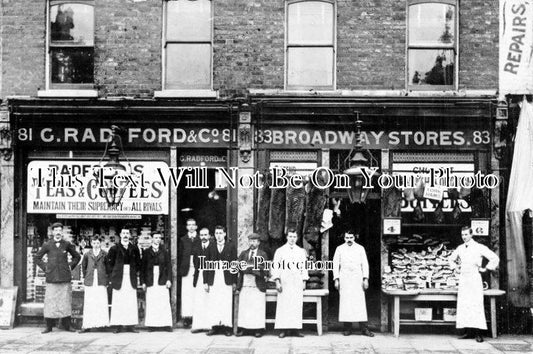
[36, 221, 498, 342]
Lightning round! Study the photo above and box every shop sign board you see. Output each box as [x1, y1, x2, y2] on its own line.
[27, 160, 169, 215]
[500, 0, 533, 94]
[16, 125, 491, 150]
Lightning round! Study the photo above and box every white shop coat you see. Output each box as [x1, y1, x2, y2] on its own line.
[271, 243, 309, 329]
[333, 242, 369, 322]
[449, 240, 499, 329]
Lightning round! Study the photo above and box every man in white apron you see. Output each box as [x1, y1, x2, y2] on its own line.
[236, 233, 268, 337]
[191, 228, 213, 333]
[333, 231, 374, 337]
[449, 226, 499, 343]
[272, 228, 309, 338]
[107, 227, 141, 333]
[178, 218, 200, 328]
[141, 233, 173, 332]
[79, 235, 109, 332]
[206, 225, 237, 336]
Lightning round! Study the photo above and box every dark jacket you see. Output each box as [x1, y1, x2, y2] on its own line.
[35, 239, 81, 283]
[106, 242, 141, 290]
[204, 241, 238, 286]
[192, 241, 211, 288]
[178, 235, 201, 276]
[81, 249, 108, 286]
[141, 245, 172, 287]
[237, 248, 269, 292]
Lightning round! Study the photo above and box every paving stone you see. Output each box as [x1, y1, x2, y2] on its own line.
[490, 343, 532, 352]
[206, 348, 253, 354]
[252, 348, 290, 354]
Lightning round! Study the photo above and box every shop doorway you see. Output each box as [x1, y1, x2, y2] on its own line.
[327, 198, 382, 330]
[175, 151, 230, 321]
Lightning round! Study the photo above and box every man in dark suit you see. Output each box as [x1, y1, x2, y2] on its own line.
[178, 218, 200, 328]
[191, 227, 213, 333]
[107, 227, 141, 333]
[205, 225, 237, 336]
[35, 222, 81, 333]
[236, 233, 269, 337]
[141, 232, 173, 332]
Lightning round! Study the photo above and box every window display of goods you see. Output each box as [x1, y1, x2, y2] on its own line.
[382, 242, 459, 291]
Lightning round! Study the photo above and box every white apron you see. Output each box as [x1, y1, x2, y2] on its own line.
[238, 274, 265, 329]
[191, 269, 211, 330]
[456, 268, 486, 329]
[145, 266, 173, 327]
[334, 243, 369, 322]
[272, 244, 308, 329]
[82, 269, 109, 329]
[181, 255, 195, 317]
[339, 269, 367, 322]
[209, 266, 233, 327]
[450, 241, 498, 330]
[110, 265, 139, 326]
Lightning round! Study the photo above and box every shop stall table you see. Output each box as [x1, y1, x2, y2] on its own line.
[263, 289, 329, 335]
[382, 289, 505, 338]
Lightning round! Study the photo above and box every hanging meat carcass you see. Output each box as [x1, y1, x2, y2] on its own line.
[285, 180, 306, 240]
[303, 173, 329, 248]
[384, 187, 402, 217]
[269, 186, 286, 240]
[413, 179, 426, 222]
[256, 172, 271, 241]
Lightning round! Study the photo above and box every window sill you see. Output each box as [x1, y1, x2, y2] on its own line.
[37, 89, 98, 98]
[154, 90, 218, 98]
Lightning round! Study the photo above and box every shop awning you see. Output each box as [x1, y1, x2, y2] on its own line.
[505, 98, 533, 307]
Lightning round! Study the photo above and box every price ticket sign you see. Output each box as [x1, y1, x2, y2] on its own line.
[471, 219, 490, 236]
[383, 218, 402, 235]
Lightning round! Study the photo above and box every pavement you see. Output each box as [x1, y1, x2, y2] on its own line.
[0, 327, 532, 354]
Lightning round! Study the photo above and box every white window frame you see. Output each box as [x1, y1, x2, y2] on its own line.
[157, 0, 216, 98]
[44, 0, 96, 93]
[406, 0, 459, 91]
[284, 0, 337, 91]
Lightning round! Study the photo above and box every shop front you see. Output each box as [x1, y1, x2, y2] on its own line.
[10, 99, 239, 325]
[251, 96, 499, 332]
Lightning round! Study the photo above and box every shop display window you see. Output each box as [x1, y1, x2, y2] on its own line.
[25, 214, 168, 303]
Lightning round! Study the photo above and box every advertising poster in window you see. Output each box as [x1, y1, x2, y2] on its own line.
[27, 161, 169, 215]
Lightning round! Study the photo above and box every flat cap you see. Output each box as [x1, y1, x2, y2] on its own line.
[248, 233, 261, 240]
[51, 222, 63, 229]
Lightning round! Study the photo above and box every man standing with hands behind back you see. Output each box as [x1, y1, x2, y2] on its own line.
[35, 222, 81, 333]
[333, 231, 374, 337]
[449, 226, 499, 343]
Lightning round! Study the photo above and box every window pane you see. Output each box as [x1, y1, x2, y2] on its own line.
[166, 44, 211, 89]
[409, 3, 454, 46]
[288, 1, 333, 45]
[166, 0, 212, 41]
[51, 47, 94, 84]
[287, 47, 333, 88]
[50, 4, 94, 46]
[408, 49, 454, 86]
